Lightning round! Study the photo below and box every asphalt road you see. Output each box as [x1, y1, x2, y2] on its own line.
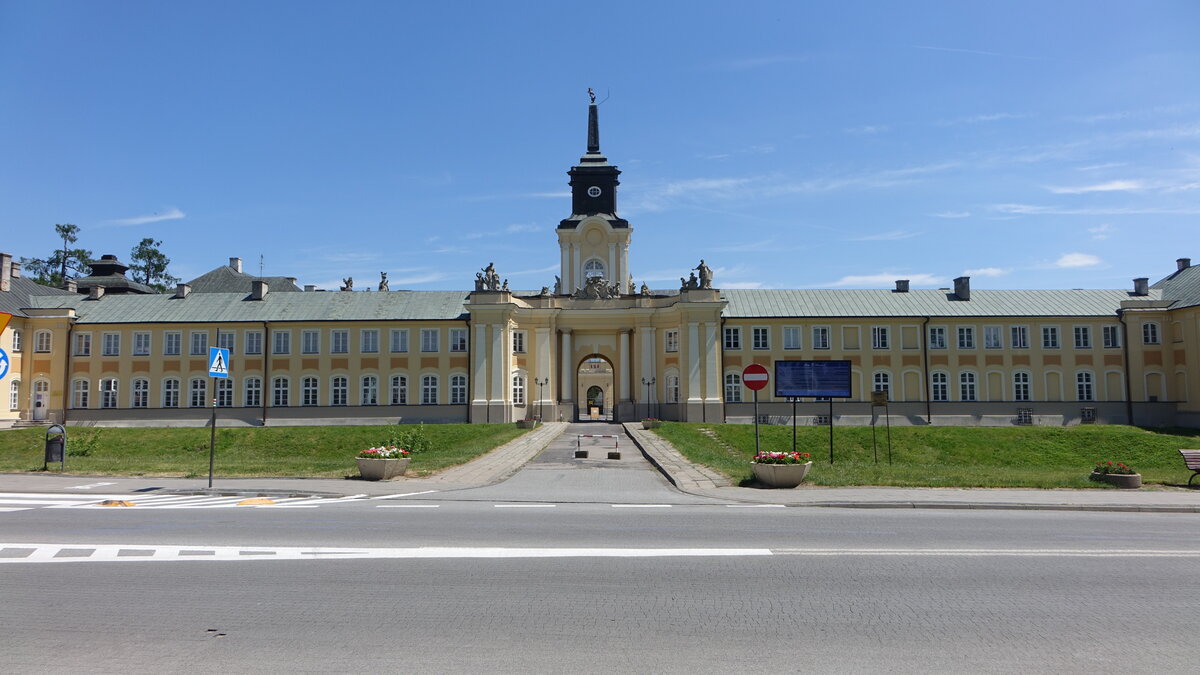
[3, 426, 1199, 673]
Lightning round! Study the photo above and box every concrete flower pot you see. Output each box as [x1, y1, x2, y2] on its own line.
[356, 457, 410, 481]
[751, 461, 813, 488]
[1104, 473, 1142, 489]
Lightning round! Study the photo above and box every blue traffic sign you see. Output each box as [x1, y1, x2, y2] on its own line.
[208, 347, 230, 378]
[0, 347, 9, 379]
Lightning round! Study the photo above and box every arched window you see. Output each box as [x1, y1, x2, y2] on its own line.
[35, 330, 52, 353]
[724, 373, 742, 402]
[422, 375, 439, 405]
[931, 372, 948, 402]
[189, 378, 207, 407]
[163, 378, 180, 408]
[131, 378, 149, 408]
[361, 375, 379, 406]
[272, 377, 289, 407]
[72, 379, 89, 409]
[390, 375, 408, 405]
[959, 372, 977, 402]
[330, 376, 348, 406]
[9, 380, 20, 410]
[512, 372, 525, 406]
[244, 377, 262, 407]
[1076, 371, 1094, 401]
[873, 372, 890, 398]
[584, 259, 606, 279]
[1013, 372, 1031, 402]
[302, 376, 319, 406]
[664, 373, 680, 404]
[215, 378, 233, 407]
[451, 374, 467, 405]
[100, 378, 119, 409]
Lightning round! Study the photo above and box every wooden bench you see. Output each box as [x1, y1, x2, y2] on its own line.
[1180, 450, 1200, 486]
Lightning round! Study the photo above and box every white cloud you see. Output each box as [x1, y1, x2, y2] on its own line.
[505, 223, 541, 234]
[992, 203, 1200, 216]
[1054, 253, 1101, 268]
[849, 230, 919, 242]
[938, 112, 1029, 126]
[826, 272, 944, 288]
[845, 125, 889, 135]
[1047, 179, 1144, 194]
[107, 207, 185, 226]
[932, 211, 970, 219]
[1088, 224, 1115, 240]
[964, 267, 1008, 277]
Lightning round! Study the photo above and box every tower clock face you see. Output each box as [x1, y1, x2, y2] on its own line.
[587, 186, 602, 198]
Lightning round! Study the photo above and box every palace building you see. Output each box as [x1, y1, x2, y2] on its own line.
[1, 102, 1198, 429]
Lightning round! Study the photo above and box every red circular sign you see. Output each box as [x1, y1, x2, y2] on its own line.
[742, 363, 769, 391]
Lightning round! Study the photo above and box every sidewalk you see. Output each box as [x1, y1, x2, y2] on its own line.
[621, 423, 1200, 513]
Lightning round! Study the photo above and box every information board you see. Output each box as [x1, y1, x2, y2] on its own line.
[775, 360, 852, 398]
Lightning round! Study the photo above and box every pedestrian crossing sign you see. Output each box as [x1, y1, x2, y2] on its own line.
[208, 347, 230, 378]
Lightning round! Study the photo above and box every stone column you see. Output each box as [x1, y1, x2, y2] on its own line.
[536, 326, 552, 410]
[687, 322, 701, 402]
[560, 330, 574, 404]
[571, 246, 580, 293]
[470, 322, 489, 423]
[704, 322, 723, 421]
[489, 323, 509, 421]
[608, 242, 618, 292]
[619, 330, 631, 402]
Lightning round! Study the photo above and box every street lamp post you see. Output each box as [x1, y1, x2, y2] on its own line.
[641, 376, 655, 420]
[534, 377, 549, 423]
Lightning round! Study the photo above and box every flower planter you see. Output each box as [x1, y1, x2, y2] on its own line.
[356, 457, 410, 481]
[1090, 471, 1141, 489]
[641, 420, 661, 430]
[751, 461, 813, 488]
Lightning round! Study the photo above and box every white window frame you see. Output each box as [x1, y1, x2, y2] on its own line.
[189, 378, 207, 408]
[272, 330, 291, 355]
[450, 374, 467, 405]
[102, 332, 120, 356]
[1011, 325, 1029, 349]
[871, 326, 889, 350]
[783, 326, 801, 350]
[100, 378, 118, 408]
[10, 329, 21, 353]
[361, 329, 379, 354]
[162, 378, 180, 408]
[984, 326, 1003, 350]
[723, 327, 742, 351]
[301, 330, 320, 354]
[215, 378, 233, 408]
[511, 330, 526, 354]
[390, 375, 408, 405]
[272, 377, 289, 407]
[133, 331, 151, 356]
[302, 376, 319, 406]
[331, 329, 349, 354]
[390, 329, 408, 353]
[330, 375, 348, 406]
[928, 326, 947, 350]
[420, 329, 439, 353]
[131, 378, 149, 408]
[724, 372, 742, 402]
[244, 377, 262, 407]
[812, 326, 830, 350]
[1102, 325, 1121, 348]
[449, 328, 467, 353]
[217, 331, 235, 353]
[164, 331, 182, 356]
[1076, 371, 1094, 401]
[34, 330, 52, 353]
[665, 373, 680, 403]
[1073, 326, 1091, 349]
[873, 372, 890, 398]
[1142, 322, 1160, 345]
[665, 330, 679, 353]
[956, 326, 974, 350]
[1042, 326, 1060, 349]
[1013, 371, 1031, 402]
[245, 331, 263, 355]
[73, 332, 92, 356]
[512, 372, 526, 406]
[421, 374, 439, 405]
[361, 375, 379, 406]
[72, 378, 89, 408]
[931, 372, 948, 402]
[959, 372, 977, 401]
[190, 331, 209, 356]
[751, 327, 770, 351]
[10, 379, 22, 410]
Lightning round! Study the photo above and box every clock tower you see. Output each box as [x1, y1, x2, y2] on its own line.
[557, 97, 632, 294]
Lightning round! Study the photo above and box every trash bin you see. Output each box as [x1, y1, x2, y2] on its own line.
[45, 425, 66, 465]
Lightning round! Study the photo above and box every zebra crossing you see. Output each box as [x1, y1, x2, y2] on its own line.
[0, 492, 369, 512]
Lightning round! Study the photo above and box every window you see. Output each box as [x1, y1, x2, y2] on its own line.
[812, 326, 830, 350]
[302, 376, 319, 406]
[928, 327, 947, 349]
[752, 327, 770, 350]
[361, 375, 379, 405]
[361, 329, 379, 354]
[390, 375, 408, 405]
[272, 377, 289, 406]
[783, 326, 801, 350]
[665, 374, 680, 403]
[245, 331, 263, 355]
[1013, 372, 1030, 402]
[931, 372, 948, 402]
[190, 331, 209, 355]
[163, 331, 182, 356]
[1074, 326, 1091, 349]
[584, 259, 605, 278]
[724, 373, 742, 402]
[72, 379, 89, 408]
[1076, 372, 1094, 401]
[301, 330, 320, 354]
[450, 374, 467, 405]
[422, 375, 439, 405]
[1081, 407, 1097, 423]
[163, 378, 180, 408]
[331, 376, 348, 406]
[421, 329, 439, 353]
[449, 329, 467, 352]
[1016, 408, 1033, 425]
[100, 378, 118, 408]
[244, 377, 262, 407]
[10, 380, 21, 410]
[871, 326, 889, 350]
[133, 332, 151, 355]
[11, 330, 20, 353]
[1011, 326, 1029, 349]
[957, 327, 974, 349]
[1143, 322, 1160, 345]
[390, 329, 408, 353]
[34, 330, 51, 353]
[189, 378, 207, 407]
[217, 331, 235, 353]
[1102, 325, 1121, 348]
[215, 379, 233, 407]
[331, 329, 349, 354]
[512, 373, 525, 405]
[102, 333, 120, 356]
[273, 331, 290, 355]
[723, 327, 741, 350]
[984, 326, 1002, 350]
[131, 378, 149, 408]
[959, 372, 977, 401]
[73, 333, 92, 356]
[1042, 326, 1059, 349]
[512, 331, 526, 354]
[665, 330, 679, 353]
[873, 372, 890, 398]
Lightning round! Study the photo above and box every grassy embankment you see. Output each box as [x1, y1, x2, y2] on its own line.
[0, 424, 528, 478]
[652, 423, 1200, 488]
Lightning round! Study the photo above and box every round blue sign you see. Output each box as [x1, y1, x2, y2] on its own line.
[0, 347, 9, 379]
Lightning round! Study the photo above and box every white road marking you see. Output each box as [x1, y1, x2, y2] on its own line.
[377, 504, 440, 508]
[372, 490, 440, 500]
[772, 548, 1200, 558]
[726, 504, 786, 508]
[0, 507, 33, 512]
[494, 504, 556, 508]
[0, 491, 367, 511]
[611, 504, 672, 508]
[68, 482, 115, 490]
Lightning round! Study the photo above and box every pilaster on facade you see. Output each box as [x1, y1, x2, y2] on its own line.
[560, 329, 574, 402]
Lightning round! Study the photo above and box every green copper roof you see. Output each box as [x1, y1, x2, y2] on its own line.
[720, 288, 1148, 318]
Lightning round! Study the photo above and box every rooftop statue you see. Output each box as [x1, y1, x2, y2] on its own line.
[378, 271, 389, 292]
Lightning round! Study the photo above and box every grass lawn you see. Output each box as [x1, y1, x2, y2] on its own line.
[0, 424, 528, 478]
[652, 422, 1200, 489]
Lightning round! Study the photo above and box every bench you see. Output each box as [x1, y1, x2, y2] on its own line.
[1181, 450, 1200, 486]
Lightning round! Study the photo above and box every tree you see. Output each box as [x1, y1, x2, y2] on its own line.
[19, 223, 93, 287]
[129, 237, 180, 291]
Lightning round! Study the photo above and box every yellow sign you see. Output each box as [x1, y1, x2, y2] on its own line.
[0, 312, 11, 335]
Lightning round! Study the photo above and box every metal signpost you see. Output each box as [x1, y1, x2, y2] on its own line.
[742, 363, 769, 456]
[641, 376, 655, 420]
[207, 347, 230, 488]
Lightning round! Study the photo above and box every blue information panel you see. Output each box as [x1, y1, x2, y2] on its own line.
[775, 360, 852, 398]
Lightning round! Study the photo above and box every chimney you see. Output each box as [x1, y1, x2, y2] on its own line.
[88, 285, 105, 300]
[10, 259, 20, 278]
[230, 257, 243, 273]
[175, 283, 191, 299]
[304, 284, 316, 292]
[1133, 277, 1149, 296]
[953, 276, 971, 301]
[251, 279, 269, 300]
[1178, 258, 1192, 272]
[0, 252, 10, 292]
[894, 279, 909, 293]
[64, 279, 78, 293]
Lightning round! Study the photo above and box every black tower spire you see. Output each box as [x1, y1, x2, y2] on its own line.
[559, 95, 628, 229]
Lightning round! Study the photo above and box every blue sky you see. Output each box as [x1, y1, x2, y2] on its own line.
[2, 1, 1198, 292]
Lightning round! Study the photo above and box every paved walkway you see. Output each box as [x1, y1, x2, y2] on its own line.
[3, 420, 1199, 512]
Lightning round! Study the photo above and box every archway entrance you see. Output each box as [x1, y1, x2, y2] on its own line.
[576, 355, 614, 421]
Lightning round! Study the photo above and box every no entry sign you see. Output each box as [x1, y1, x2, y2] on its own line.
[742, 363, 769, 391]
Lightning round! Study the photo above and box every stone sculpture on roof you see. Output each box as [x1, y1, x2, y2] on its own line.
[573, 275, 620, 300]
[378, 271, 389, 292]
[341, 276, 353, 291]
